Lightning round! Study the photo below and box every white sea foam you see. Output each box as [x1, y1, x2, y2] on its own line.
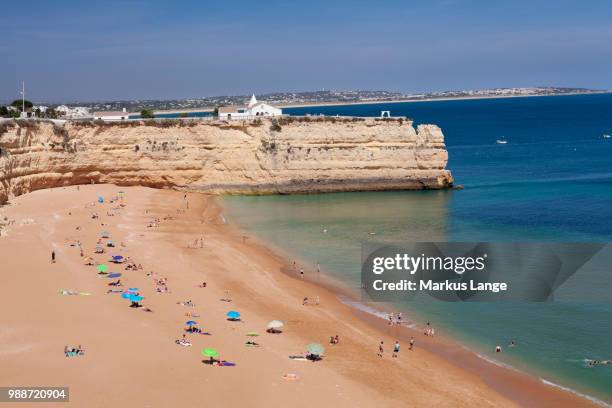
[337, 295, 393, 321]
[473, 352, 520, 372]
[540, 379, 611, 408]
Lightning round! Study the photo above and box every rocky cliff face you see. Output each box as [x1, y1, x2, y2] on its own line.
[0, 117, 452, 204]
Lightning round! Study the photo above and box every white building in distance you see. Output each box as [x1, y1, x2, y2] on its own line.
[93, 108, 130, 121]
[55, 105, 91, 118]
[218, 94, 282, 120]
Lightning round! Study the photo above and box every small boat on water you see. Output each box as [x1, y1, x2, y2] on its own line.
[496, 138, 508, 144]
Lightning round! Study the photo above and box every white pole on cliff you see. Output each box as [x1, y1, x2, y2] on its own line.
[20, 81, 25, 116]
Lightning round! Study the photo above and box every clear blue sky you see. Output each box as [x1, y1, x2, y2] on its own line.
[2, 0, 611, 102]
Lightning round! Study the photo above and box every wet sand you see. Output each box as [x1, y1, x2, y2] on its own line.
[0, 185, 597, 407]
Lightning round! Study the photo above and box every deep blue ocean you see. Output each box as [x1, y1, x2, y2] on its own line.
[222, 94, 612, 404]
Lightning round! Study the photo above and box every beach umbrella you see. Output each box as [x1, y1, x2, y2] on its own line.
[226, 311, 240, 320]
[121, 293, 131, 299]
[98, 196, 104, 203]
[107, 273, 122, 278]
[201, 348, 218, 358]
[95, 246, 104, 253]
[307, 343, 325, 356]
[246, 332, 260, 337]
[101, 231, 109, 238]
[186, 321, 198, 326]
[112, 255, 124, 262]
[129, 295, 143, 302]
[97, 264, 108, 273]
[267, 320, 284, 329]
[128, 287, 138, 291]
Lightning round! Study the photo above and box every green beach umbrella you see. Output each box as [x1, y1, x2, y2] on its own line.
[202, 348, 218, 358]
[97, 264, 108, 273]
[246, 332, 260, 337]
[306, 343, 325, 356]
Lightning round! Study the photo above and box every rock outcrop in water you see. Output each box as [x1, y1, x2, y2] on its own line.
[0, 117, 452, 204]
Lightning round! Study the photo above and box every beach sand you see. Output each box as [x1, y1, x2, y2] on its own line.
[0, 185, 597, 407]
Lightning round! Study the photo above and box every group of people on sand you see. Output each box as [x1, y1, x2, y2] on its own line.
[155, 277, 170, 293]
[377, 340, 405, 358]
[64, 345, 85, 357]
[302, 296, 320, 306]
[330, 335, 340, 345]
[190, 236, 204, 249]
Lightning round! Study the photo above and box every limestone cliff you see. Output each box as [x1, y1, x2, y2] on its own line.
[0, 117, 453, 204]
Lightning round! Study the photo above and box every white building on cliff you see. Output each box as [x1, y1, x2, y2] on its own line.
[218, 94, 282, 120]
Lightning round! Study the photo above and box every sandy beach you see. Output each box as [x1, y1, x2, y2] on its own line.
[0, 185, 599, 407]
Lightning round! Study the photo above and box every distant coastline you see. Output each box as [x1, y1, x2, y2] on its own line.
[150, 90, 612, 116]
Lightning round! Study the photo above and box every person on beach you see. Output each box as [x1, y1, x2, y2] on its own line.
[378, 341, 384, 357]
[397, 312, 402, 325]
[496, 345, 502, 353]
[302, 297, 308, 306]
[388, 313, 394, 325]
[393, 341, 400, 358]
[409, 337, 415, 351]
[300, 267, 304, 278]
[51, 250, 56, 263]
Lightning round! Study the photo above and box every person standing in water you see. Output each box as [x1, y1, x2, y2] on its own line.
[409, 337, 415, 351]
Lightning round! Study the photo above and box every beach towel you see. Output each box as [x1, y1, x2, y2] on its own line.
[59, 289, 91, 296]
[282, 373, 299, 381]
[288, 355, 308, 361]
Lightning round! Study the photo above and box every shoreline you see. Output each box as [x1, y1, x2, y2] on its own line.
[0, 184, 605, 407]
[147, 91, 612, 116]
[216, 197, 610, 408]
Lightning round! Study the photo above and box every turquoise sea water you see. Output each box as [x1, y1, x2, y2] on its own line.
[222, 94, 612, 404]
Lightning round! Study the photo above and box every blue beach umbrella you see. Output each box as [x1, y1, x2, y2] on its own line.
[107, 273, 122, 278]
[121, 293, 131, 299]
[112, 255, 124, 262]
[98, 196, 104, 203]
[186, 321, 198, 326]
[130, 295, 143, 302]
[226, 311, 240, 320]
[129, 287, 138, 291]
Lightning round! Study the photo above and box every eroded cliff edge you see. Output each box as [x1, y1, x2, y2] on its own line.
[0, 117, 453, 204]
